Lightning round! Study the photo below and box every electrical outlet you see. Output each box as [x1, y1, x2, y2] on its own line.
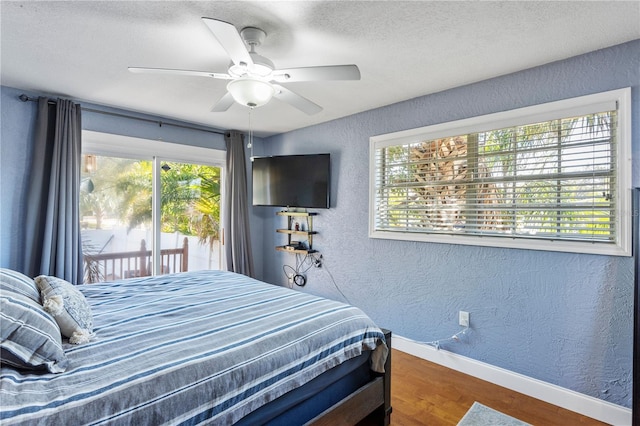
[459, 311, 470, 327]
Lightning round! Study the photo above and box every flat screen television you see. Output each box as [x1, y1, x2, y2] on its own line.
[252, 154, 330, 209]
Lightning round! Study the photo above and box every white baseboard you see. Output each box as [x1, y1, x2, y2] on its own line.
[393, 334, 632, 426]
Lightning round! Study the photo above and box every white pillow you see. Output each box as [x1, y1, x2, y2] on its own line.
[35, 276, 94, 345]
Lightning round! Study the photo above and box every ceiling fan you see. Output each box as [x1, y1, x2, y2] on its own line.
[129, 18, 361, 115]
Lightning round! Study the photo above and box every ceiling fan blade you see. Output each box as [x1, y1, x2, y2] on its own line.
[271, 65, 361, 83]
[128, 67, 232, 80]
[201, 18, 253, 67]
[211, 91, 236, 112]
[272, 84, 322, 115]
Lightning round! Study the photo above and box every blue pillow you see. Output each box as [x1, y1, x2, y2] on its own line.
[0, 268, 40, 303]
[0, 292, 68, 373]
[35, 276, 94, 345]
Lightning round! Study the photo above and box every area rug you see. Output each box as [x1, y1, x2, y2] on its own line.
[457, 402, 532, 426]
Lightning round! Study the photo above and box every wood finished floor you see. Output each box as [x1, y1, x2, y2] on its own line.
[384, 349, 607, 426]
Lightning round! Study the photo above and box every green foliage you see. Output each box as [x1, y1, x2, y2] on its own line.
[81, 157, 221, 246]
[115, 161, 153, 231]
[376, 112, 615, 240]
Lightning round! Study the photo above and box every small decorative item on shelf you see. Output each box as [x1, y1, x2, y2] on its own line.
[288, 241, 303, 250]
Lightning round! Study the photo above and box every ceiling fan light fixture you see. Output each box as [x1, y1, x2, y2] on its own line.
[227, 77, 275, 108]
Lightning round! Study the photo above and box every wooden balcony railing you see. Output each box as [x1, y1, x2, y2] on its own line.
[84, 238, 188, 284]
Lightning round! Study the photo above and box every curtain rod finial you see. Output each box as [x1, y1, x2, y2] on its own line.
[19, 94, 30, 102]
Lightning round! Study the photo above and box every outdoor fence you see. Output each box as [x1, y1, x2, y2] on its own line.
[84, 238, 188, 284]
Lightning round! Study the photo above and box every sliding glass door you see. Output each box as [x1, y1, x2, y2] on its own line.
[80, 134, 224, 284]
[158, 161, 222, 274]
[81, 155, 152, 282]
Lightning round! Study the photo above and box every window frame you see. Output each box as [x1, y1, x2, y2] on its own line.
[369, 88, 632, 256]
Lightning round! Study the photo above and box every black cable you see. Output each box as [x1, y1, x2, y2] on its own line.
[282, 264, 296, 288]
[283, 253, 350, 301]
[283, 254, 313, 287]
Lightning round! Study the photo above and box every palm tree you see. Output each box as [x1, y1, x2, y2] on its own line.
[114, 161, 221, 244]
[115, 161, 153, 231]
[191, 170, 221, 249]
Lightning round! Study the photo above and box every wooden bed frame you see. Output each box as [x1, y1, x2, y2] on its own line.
[307, 329, 392, 426]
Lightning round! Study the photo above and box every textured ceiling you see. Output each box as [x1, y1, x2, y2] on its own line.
[2, 1, 639, 137]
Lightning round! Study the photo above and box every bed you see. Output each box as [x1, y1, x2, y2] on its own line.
[0, 269, 391, 425]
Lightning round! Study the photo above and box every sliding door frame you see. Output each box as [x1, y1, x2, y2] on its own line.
[82, 130, 226, 275]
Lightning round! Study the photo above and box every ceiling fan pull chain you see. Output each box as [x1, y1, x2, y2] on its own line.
[247, 107, 255, 161]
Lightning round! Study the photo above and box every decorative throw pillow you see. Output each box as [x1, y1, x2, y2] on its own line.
[35, 276, 94, 345]
[0, 268, 41, 303]
[0, 291, 69, 373]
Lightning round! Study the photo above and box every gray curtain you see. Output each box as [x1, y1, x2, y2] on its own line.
[23, 97, 83, 284]
[223, 130, 254, 277]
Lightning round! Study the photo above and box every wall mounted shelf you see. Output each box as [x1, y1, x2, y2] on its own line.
[275, 211, 318, 254]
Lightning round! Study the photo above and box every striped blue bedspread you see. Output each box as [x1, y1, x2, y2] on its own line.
[0, 270, 387, 425]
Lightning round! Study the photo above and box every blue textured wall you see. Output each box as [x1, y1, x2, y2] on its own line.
[257, 40, 639, 407]
[0, 87, 38, 270]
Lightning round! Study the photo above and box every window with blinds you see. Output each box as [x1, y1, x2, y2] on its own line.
[369, 88, 632, 256]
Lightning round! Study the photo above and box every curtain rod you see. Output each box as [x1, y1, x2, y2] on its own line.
[18, 94, 225, 136]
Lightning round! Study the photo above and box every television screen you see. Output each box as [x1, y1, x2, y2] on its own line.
[252, 154, 330, 209]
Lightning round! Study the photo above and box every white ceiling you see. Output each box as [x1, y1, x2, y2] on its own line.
[2, 1, 639, 137]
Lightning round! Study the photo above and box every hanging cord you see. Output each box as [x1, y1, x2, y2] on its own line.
[247, 107, 255, 160]
[281, 252, 350, 304]
[404, 327, 471, 350]
[313, 254, 350, 304]
[282, 264, 296, 288]
[282, 253, 314, 287]
[294, 253, 351, 304]
[296, 253, 314, 274]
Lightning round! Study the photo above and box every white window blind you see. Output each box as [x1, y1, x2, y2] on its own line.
[369, 88, 631, 256]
